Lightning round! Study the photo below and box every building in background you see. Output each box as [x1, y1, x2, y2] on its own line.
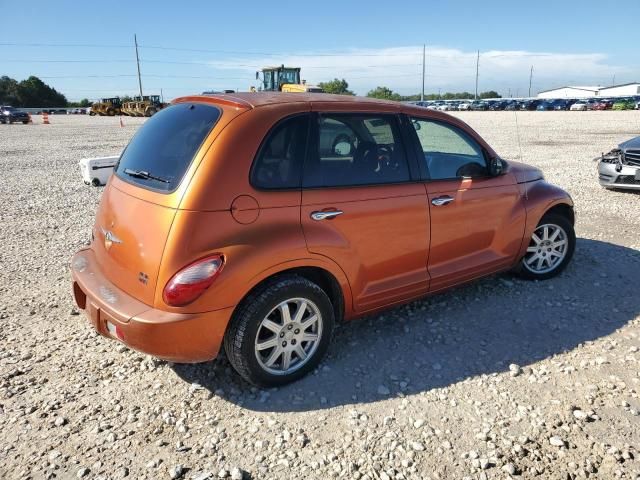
[599, 83, 640, 97]
[538, 83, 640, 99]
[537, 86, 601, 99]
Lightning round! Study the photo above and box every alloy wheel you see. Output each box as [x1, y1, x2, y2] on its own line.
[523, 223, 568, 274]
[254, 298, 322, 375]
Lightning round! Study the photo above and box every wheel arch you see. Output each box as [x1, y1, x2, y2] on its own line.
[229, 260, 351, 330]
[517, 180, 575, 261]
[544, 202, 575, 226]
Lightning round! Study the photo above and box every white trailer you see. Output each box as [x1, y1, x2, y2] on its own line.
[79, 155, 119, 186]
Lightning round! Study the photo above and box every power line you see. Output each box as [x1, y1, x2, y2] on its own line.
[0, 58, 424, 69]
[0, 42, 608, 61]
[37, 74, 252, 80]
[0, 41, 424, 57]
[0, 42, 131, 48]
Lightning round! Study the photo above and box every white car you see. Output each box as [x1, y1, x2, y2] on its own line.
[570, 101, 587, 111]
[458, 102, 472, 111]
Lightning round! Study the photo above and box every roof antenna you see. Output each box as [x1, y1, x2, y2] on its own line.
[514, 110, 524, 162]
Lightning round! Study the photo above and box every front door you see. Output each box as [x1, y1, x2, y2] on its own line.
[409, 117, 526, 292]
[301, 113, 430, 313]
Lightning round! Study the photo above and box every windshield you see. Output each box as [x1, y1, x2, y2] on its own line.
[115, 103, 221, 192]
[278, 69, 299, 85]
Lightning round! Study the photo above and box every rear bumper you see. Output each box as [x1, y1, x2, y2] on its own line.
[70, 248, 233, 363]
[598, 161, 640, 190]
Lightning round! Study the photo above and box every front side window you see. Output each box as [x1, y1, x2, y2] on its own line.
[303, 114, 410, 187]
[115, 103, 221, 191]
[411, 118, 488, 179]
[251, 114, 309, 189]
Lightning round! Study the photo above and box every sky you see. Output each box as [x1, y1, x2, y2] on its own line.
[1, 0, 639, 101]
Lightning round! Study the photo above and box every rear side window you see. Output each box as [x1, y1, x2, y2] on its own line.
[115, 103, 221, 192]
[251, 114, 309, 189]
[410, 118, 487, 179]
[303, 114, 410, 188]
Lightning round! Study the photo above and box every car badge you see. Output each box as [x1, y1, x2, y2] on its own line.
[101, 227, 122, 251]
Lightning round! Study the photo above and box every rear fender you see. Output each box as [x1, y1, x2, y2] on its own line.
[156, 209, 354, 318]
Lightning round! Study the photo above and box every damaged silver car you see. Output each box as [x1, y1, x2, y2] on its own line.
[598, 136, 640, 190]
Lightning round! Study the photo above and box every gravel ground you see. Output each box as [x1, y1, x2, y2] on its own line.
[1, 112, 639, 480]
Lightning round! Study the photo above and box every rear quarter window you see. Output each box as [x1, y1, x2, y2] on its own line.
[115, 103, 221, 192]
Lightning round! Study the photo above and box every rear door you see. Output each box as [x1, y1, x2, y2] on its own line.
[301, 112, 430, 313]
[407, 117, 525, 292]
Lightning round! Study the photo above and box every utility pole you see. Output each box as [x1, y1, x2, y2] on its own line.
[508, 88, 511, 98]
[612, 74, 616, 86]
[421, 44, 426, 102]
[134, 34, 143, 99]
[474, 50, 480, 100]
[528, 65, 533, 98]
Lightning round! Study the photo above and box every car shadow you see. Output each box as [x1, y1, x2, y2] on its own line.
[173, 238, 640, 412]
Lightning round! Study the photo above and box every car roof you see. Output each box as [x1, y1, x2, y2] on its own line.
[174, 92, 408, 110]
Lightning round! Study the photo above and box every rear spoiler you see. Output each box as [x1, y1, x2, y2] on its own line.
[172, 95, 254, 110]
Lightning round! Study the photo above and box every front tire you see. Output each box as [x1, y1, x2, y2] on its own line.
[224, 275, 334, 387]
[515, 213, 575, 280]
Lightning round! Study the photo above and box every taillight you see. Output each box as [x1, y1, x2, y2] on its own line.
[163, 254, 224, 307]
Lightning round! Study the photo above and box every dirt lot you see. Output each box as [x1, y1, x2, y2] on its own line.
[1, 111, 639, 480]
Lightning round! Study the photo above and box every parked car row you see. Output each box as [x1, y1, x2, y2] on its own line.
[35, 108, 91, 115]
[413, 96, 640, 111]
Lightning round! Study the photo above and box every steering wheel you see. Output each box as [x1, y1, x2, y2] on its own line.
[377, 145, 399, 171]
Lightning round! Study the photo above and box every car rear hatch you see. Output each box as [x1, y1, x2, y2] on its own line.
[91, 98, 249, 308]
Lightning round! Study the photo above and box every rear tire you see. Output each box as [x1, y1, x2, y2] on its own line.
[514, 213, 575, 280]
[224, 275, 334, 387]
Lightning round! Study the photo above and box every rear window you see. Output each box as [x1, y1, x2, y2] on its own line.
[115, 103, 221, 192]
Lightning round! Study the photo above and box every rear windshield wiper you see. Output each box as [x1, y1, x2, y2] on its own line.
[123, 168, 169, 184]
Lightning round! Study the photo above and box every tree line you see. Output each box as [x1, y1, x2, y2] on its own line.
[0, 76, 71, 107]
[318, 78, 500, 100]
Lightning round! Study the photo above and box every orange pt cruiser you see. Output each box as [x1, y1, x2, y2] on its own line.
[71, 93, 575, 386]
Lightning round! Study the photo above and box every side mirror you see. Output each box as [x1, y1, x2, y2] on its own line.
[488, 157, 505, 176]
[255, 71, 259, 80]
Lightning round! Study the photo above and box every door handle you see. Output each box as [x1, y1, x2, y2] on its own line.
[431, 196, 454, 206]
[311, 210, 343, 221]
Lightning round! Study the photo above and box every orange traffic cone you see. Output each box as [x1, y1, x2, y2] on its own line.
[119, 116, 124, 128]
[42, 112, 50, 125]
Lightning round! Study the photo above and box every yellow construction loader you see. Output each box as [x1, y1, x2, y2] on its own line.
[90, 97, 122, 116]
[121, 98, 140, 116]
[255, 66, 323, 93]
[132, 95, 165, 117]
